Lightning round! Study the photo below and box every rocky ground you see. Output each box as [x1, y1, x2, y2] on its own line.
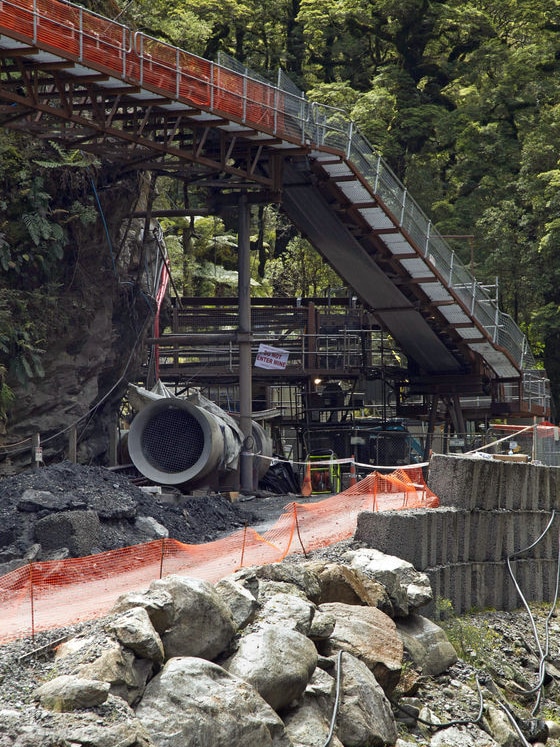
[0, 460, 301, 574]
[2, 462, 560, 745]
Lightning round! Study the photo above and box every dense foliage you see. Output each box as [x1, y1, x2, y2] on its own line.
[3, 0, 560, 418]
[123, 0, 560, 413]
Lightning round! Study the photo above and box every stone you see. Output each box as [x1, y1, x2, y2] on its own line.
[395, 614, 458, 675]
[17, 488, 79, 512]
[107, 606, 164, 663]
[318, 602, 403, 692]
[483, 703, 522, 747]
[308, 607, 336, 640]
[335, 652, 398, 747]
[283, 666, 343, 747]
[134, 515, 169, 539]
[343, 547, 432, 615]
[148, 575, 236, 660]
[215, 576, 258, 629]
[33, 675, 110, 712]
[303, 560, 392, 612]
[255, 591, 316, 635]
[430, 725, 500, 746]
[33, 509, 100, 556]
[224, 625, 318, 711]
[135, 656, 292, 747]
[110, 586, 175, 633]
[77, 638, 154, 705]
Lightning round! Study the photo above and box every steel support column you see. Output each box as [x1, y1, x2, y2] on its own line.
[238, 193, 254, 491]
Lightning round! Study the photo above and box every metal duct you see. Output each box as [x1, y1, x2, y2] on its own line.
[127, 397, 227, 486]
[127, 396, 273, 488]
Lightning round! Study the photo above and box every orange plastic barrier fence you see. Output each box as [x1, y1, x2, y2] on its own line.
[0, 0, 287, 138]
[0, 467, 438, 644]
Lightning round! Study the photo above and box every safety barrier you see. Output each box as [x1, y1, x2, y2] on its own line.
[0, 466, 438, 643]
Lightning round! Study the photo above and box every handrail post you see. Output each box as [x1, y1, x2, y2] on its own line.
[78, 7, 83, 62]
[400, 188, 407, 226]
[242, 67, 247, 123]
[424, 220, 431, 258]
[33, 0, 38, 45]
[373, 154, 381, 193]
[346, 120, 354, 159]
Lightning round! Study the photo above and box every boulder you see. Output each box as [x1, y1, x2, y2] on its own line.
[302, 560, 392, 612]
[135, 656, 292, 747]
[255, 591, 316, 635]
[215, 576, 258, 629]
[395, 614, 457, 675]
[77, 638, 154, 705]
[251, 562, 323, 603]
[343, 548, 432, 615]
[335, 653, 398, 747]
[483, 703, 522, 747]
[17, 488, 83, 512]
[107, 606, 165, 664]
[430, 725, 500, 746]
[224, 625, 318, 711]
[111, 586, 175, 633]
[33, 675, 110, 712]
[283, 666, 345, 747]
[318, 602, 403, 692]
[134, 515, 169, 539]
[33, 509, 100, 556]
[148, 575, 236, 660]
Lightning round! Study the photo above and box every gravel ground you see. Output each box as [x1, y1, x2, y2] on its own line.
[2, 463, 560, 745]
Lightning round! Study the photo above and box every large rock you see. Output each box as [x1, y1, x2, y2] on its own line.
[111, 586, 175, 633]
[55, 631, 155, 706]
[302, 560, 392, 612]
[33, 675, 110, 712]
[283, 666, 344, 747]
[430, 725, 500, 746]
[224, 625, 318, 711]
[107, 606, 165, 664]
[255, 591, 316, 636]
[318, 602, 403, 692]
[395, 614, 457, 675]
[343, 548, 432, 615]
[33, 509, 100, 556]
[147, 575, 236, 660]
[215, 576, 258, 630]
[77, 638, 154, 705]
[335, 653, 398, 747]
[135, 656, 292, 747]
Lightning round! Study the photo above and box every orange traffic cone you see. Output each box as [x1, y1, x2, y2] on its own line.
[349, 456, 357, 487]
[301, 461, 312, 497]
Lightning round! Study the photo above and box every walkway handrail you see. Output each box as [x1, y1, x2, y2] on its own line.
[0, 0, 537, 374]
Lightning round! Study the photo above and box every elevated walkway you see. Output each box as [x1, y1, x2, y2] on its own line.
[0, 0, 549, 418]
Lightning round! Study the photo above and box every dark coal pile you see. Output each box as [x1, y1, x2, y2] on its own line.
[0, 461, 257, 576]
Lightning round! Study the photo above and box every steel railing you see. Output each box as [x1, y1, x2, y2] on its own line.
[0, 0, 548, 407]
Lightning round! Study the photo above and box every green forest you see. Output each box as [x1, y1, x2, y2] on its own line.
[2, 0, 560, 422]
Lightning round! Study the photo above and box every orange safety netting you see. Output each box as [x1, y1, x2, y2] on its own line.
[0, 466, 438, 644]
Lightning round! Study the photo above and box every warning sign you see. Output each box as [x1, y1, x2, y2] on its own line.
[254, 344, 289, 370]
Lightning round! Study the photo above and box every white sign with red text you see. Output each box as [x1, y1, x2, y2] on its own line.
[254, 344, 289, 370]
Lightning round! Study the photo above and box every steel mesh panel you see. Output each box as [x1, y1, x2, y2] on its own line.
[141, 409, 204, 472]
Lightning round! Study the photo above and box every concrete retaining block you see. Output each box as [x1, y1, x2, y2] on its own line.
[355, 453, 560, 615]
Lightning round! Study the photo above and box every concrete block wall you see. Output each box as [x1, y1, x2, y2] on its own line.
[354, 454, 560, 615]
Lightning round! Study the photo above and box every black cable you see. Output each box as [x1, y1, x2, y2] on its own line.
[504, 510, 560, 712]
[390, 674, 485, 731]
[321, 650, 343, 747]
